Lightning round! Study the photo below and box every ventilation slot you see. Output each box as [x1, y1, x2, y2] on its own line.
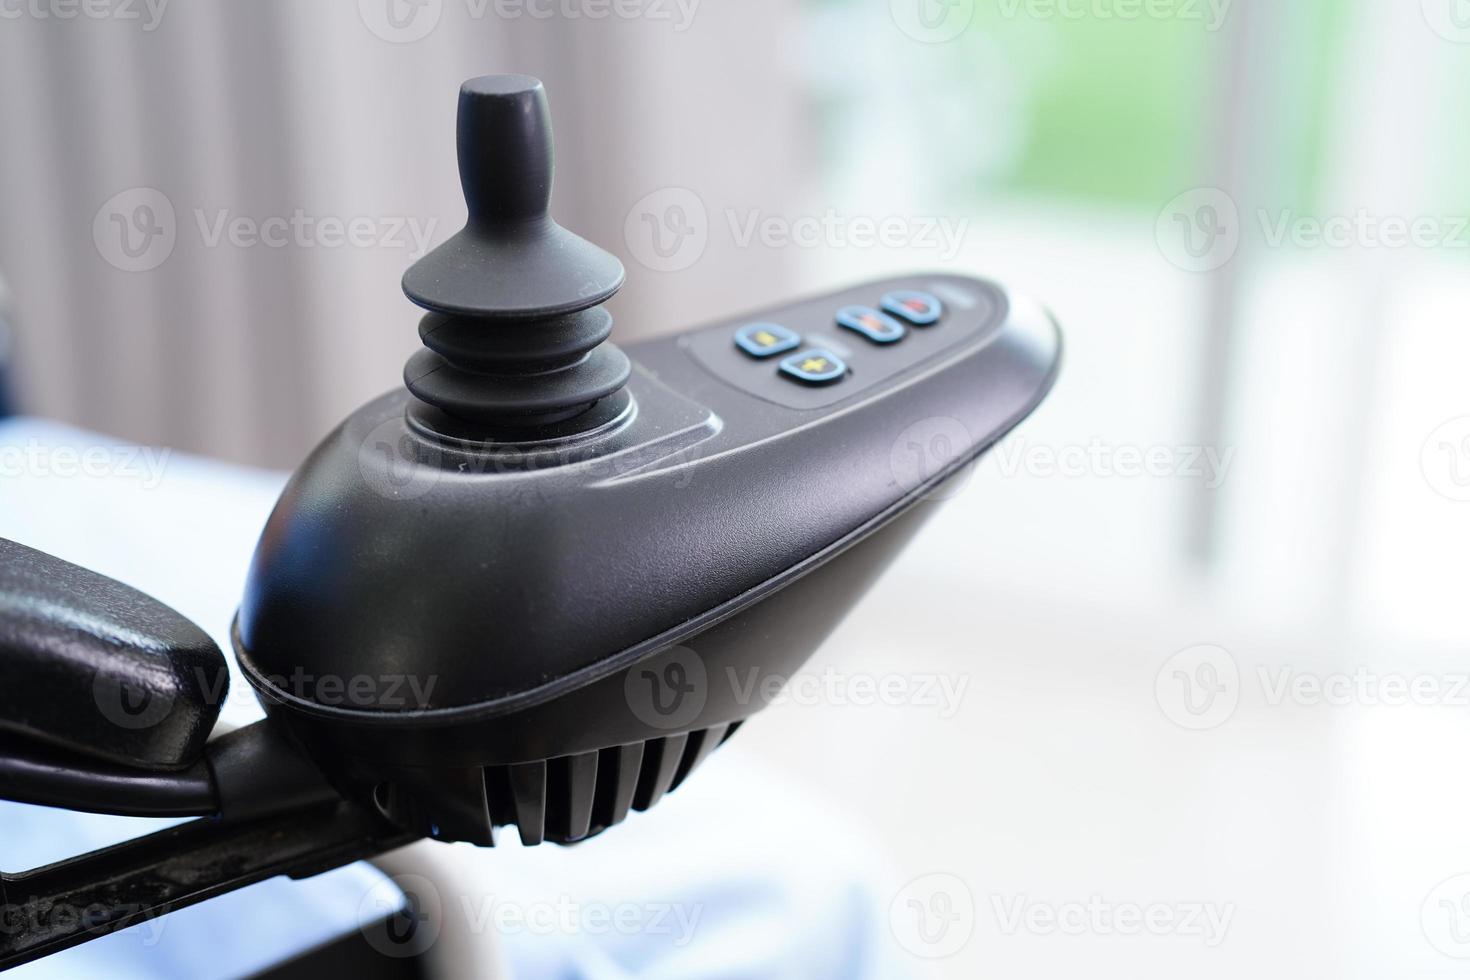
[671, 723, 727, 792]
[480, 724, 737, 846]
[592, 741, 645, 833]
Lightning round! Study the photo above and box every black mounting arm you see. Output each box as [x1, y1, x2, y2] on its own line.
[0, 792, 415, 970]
[0, 539, 418, 970]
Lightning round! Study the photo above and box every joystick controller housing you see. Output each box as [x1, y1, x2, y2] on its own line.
[0, 75, 1061, 968]
[233, 78, 1062, 847]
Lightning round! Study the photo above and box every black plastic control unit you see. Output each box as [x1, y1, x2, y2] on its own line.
[0, 73, 1060, 966]
[239, 270, 1059, 845]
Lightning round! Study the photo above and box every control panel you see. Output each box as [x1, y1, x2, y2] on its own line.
[680, 274, 1004, 410]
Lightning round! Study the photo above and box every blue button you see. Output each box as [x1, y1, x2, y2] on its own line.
[778, 349, 847, 385]
[734, 322, 801, 358]
[836, 306, 906, 345]
[880, 290, 943, 326]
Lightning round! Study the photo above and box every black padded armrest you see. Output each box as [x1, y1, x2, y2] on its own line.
[0, 538, 228, 770]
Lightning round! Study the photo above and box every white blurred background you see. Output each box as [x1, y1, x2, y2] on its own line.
[2, 0, 1470, 975]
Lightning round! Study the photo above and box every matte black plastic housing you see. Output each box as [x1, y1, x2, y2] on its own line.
[401, 76, 624, 318]
[401, 75, 631, 430]
[236, 273, 1061, 845]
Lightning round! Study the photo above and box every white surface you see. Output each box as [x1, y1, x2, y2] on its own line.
[765, 200, 1470, 976]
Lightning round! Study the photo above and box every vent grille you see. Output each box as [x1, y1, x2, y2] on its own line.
[482, 722, 740, 846]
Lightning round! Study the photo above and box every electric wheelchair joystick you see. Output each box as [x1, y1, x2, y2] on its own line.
[402, 74, 632, 435]
[0, 74, 1062, 968]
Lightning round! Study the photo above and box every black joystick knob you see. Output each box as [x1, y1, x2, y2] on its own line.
[402, 75, 630, 432]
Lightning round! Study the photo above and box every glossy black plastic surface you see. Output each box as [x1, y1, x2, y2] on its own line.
[239, 274, 1058, 711]
[0, 538, 228, 770]
[235, 272, 1060, 844]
